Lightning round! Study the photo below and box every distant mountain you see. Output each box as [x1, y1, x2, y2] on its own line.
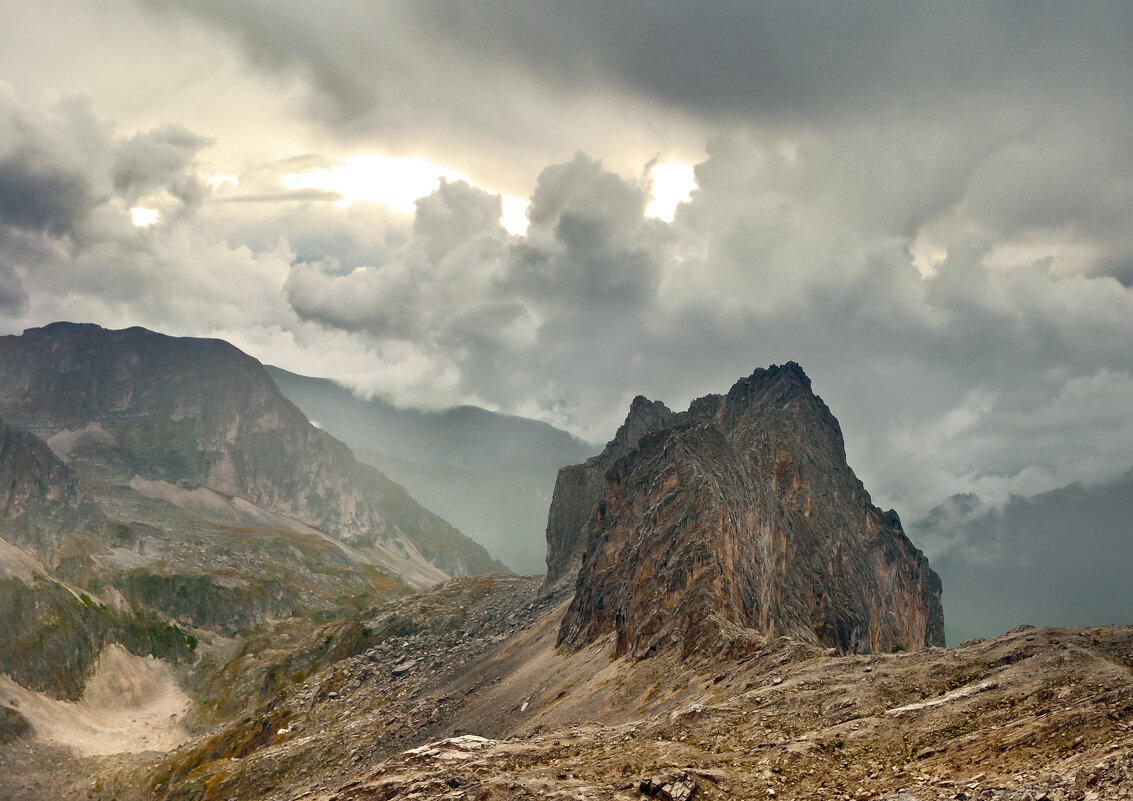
[0, 415, 104, 553]
[0, 417, 197, 699]
[0, 323, 504, 580]
[0, 322, 507, 703]
[551, 363, 944, 657]
[914, 470, 1133, 645]
[266, 366, 594, 574]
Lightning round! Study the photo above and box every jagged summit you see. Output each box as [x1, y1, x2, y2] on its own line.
[550, 362, 944, 657]
[0, 415, 105, 554]
[543, 393, 675, 588]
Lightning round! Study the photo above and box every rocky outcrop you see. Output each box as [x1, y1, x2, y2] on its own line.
[543, 395, 673, 587]
[0, 416, 104, 554]
[0, 323, 505, 579]
[554, 363, 944, 657]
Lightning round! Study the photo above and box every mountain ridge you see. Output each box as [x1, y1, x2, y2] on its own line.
[267, 364, 594, 574]
[0, 322, 505, 580]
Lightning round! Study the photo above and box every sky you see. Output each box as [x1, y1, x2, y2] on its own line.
[1, 2, 1132, 633]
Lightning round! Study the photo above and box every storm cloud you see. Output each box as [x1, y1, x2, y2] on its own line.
[916, 471, 1133, 645]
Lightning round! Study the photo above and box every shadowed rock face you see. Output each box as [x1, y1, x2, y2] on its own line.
[554, 363, 944, 657]
[0, 416, 104, 553]
[0, 322, 504, 578]
[543, 395, 673, 588]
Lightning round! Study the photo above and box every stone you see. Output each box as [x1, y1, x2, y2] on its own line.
[392, 660, 418, 677]
[553, 363, 944, 658]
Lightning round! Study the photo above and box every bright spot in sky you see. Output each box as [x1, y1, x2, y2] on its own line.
[284, 154, 469, 213]
[130, 207, 160, 227]
[646, 161, 696, 221]
[207, 173, 239, 190]
[500, 195, 529, 236]
[283, 154, 530, 235]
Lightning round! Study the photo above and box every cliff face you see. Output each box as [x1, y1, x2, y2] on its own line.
[543, 395, 673, 587]
[554, 363, 944, 657]
[0, 416, 104, 554]
[0, 323, 504, 578]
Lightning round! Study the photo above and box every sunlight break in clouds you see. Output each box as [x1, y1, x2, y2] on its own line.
[282, 153, 530, 234]
[646, 160, 696, 221]
[129, 207, 160, 227]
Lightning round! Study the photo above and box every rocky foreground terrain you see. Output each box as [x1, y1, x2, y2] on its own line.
[21, 573, 1127, 801]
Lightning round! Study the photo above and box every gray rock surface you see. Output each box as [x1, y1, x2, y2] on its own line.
[543, 395, 673, 588]
[0, 416, 104, 554]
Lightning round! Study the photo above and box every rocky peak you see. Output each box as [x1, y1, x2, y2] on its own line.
[553, 363, 944, 658]
[542, 394, 673, 588]
[610, 396, 674, 457]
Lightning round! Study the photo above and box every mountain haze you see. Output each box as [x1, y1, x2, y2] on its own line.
[267, 366, 593, 574]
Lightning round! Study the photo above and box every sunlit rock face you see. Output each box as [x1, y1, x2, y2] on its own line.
[0, 322, 503, 578]
[553, 363, 944, 657]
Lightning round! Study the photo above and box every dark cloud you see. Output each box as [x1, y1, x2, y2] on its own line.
[0, 146, 92, 238]
[511, 154, 664, 307]
[110, 124, 212, 214]
[914, 471, 1133, 644]
[414, 179, 504, 265]
[0, 261, 29, 316]
[142, 3, 1133, 152]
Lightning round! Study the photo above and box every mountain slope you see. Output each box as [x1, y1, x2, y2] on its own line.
[0, 418, 198, 699]
[0, 323, 505, 580]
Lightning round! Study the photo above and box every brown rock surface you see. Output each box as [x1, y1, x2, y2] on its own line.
[69, 579, 1132, 801]
[543, 395, 673, 588]
[555, 363, 944, 657]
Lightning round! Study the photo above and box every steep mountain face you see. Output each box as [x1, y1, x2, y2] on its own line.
[0, 323, 504, 579]
[267, 366, 594, 575]
[0, 415, 104, 553]
[543, 395, 674, 587]
[553, 363, 944, 657]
